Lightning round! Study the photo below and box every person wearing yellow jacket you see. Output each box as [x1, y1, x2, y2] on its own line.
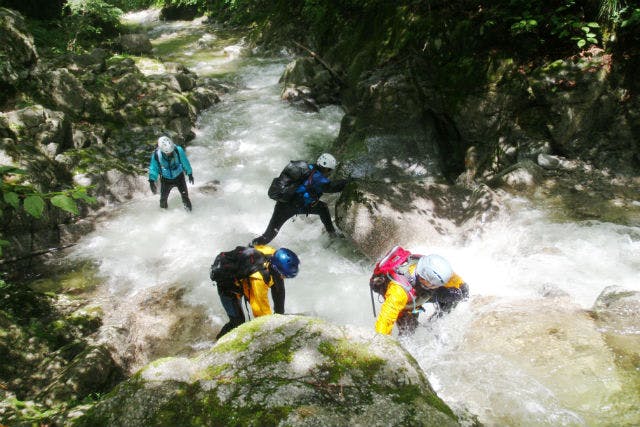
[216, 245, 300, 339]
[375, 254, 469, 335]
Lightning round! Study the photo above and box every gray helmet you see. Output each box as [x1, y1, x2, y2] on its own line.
[316, 153, 337, 169]
[416, 254, 453, 288]
[158, 136, 175, 154]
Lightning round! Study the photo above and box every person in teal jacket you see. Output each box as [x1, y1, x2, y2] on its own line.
[148, 136, 194, 211]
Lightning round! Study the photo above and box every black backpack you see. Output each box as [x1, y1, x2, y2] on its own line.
[267, 160, 311, 202]
[210, 246, 271, 292]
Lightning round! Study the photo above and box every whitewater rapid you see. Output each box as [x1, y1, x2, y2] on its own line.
[69, 12, 640, 426]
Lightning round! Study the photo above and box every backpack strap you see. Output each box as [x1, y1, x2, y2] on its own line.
[156, 148, 181, 168]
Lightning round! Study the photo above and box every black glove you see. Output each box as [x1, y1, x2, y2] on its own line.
[188, 174, 194, 185]
[149, 180, 157, 194]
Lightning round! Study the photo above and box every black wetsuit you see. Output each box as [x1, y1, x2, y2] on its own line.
[253, 172, 347, 245]
[216, 267, 285, 339]
[160, 173, 192, 211]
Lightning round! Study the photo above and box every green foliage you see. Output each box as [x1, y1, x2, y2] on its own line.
[574, 22, 600, 48]
[163, 0, 202, 6]
[23, 194, 45, 217]
[616, 5, 640, 28]
[25, 19, 69, 55]
[63, 0, 123, 51]
[65, 0, 122, 24]
[108, 0, 159, 11]
[599, 0, 622, 21]
[510, 18, 539, 35]
[0, 165, 96, 257]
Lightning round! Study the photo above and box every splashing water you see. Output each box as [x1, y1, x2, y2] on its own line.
[69, 14, 640, 426]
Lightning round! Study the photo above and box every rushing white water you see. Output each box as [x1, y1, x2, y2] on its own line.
[69, 14, 640, 426]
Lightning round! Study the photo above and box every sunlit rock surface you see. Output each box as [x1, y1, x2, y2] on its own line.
[75, 315, 460, 427]
[336, 180, 501, 259]
[440, 297, 640, 426]
[96, 285, 218, 374]
[0, 7, 38, 88]
[592, 286, 640, 372]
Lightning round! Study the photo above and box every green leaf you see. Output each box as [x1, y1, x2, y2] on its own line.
[581, 26, 591, 33]
[3, 191, 20, 209]
[587, 37, 597, 43]
[577, 39, 587, 48]
[50, 194, 79, 215]
[587, 22, 600, 28]
[23, 195, 45, 218]
[71, 188, 97, 204]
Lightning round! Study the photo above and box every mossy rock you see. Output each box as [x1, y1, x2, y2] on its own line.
[75, 315, 459, 426]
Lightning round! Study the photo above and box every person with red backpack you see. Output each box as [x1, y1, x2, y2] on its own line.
[370, 246, 469, 336]
[251, 153, 349, 245]
[212, 245, 300, 339]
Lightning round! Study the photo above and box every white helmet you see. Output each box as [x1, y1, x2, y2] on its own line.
[317, 153, 337, 169]
[158, 136, 175, 154]
[416, 254, 453, 288]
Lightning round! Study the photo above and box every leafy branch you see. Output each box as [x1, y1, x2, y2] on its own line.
[1, 165, 97, 256]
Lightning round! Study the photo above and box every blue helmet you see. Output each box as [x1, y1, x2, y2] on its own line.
[271, 248, 300, 278]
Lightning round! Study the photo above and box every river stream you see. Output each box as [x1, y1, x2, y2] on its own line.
[67, 10, 640, 426]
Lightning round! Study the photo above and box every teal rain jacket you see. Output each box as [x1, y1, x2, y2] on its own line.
[148, 146, 192, 181]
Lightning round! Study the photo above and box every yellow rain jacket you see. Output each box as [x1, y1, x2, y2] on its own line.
[238, 245, 276, 318]
[375, 263, 466, 335]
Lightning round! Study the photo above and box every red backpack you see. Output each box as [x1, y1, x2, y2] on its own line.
[369, 246, 421, 316]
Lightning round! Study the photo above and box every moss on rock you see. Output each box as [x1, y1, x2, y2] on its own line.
[75, 315, 460, 426]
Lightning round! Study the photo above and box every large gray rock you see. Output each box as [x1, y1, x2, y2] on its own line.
[336, 180, 501, 259]
[95, 285, 219, 373]
[280, 57, 341, 110]
[38, 68, 93, 116]
[76, 315, 460, 427]
[2, 105, 71, 157]
[592, 286, 640, 370]
[116, 34, 153, 55]
[450, 296, 639, 426]
[0, 7, 38, 87]
[38, 345, 124, 406]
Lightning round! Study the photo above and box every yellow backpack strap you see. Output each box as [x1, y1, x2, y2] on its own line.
[253, 244, 276, 256]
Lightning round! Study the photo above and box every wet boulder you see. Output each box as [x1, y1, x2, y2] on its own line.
[335, 67, 466, 183]
[335, 180, 501, 259]
[592, 286, 640, 370]
[75, 315, 460, 427]
[447, 297, 640, 426]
